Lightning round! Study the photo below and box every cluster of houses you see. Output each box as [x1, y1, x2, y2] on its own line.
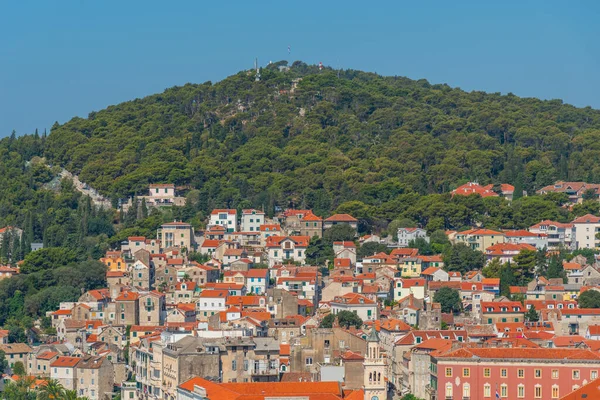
[8, 182, 600, 400]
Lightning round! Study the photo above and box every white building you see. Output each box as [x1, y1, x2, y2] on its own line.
[504, 230, 548, 249]
[529, 220, 574, 250]
[572, 214, 600, 249]
[50, 356, 80, 391]
[240, 209, 265, 233]
[330, 293, 378, 322]
[265, 236, 310, 267]
[195, 289, 228, 320]
[208, 209, 238, 233]
[397, 228, 429, 247]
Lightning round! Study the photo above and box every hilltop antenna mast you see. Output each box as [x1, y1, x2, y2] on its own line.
[255, 58, 261, 82]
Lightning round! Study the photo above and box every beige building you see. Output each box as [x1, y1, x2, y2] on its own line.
[75, 355, 114, 400]
[162, 336, 220, 400]
[115, 291, 140, 326]
[158, 221, 194, 251]
[27, 350, 58, 377]
[454, 228, 505, 251]
[139, 291, 166, 326]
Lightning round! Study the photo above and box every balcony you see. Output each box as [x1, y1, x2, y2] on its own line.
[251, 368, 279, 376]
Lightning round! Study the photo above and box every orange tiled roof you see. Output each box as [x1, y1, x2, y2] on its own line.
[50, 356, 81, 368]
[435, 347, 600, 361]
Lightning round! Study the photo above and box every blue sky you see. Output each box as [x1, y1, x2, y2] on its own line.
[1, 1, 598, 136]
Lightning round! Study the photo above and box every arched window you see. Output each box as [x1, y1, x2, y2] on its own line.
[483, 384, 491, 397]
[445, 383, 453, 398]
[463, 383, 470, 398]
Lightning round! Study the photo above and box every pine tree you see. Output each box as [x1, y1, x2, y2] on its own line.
[513, 173, 524, 200]
[525, 305, 539, 322]
[141, 198, 148, 219]
[500, 262, 516, 297]
[547, 255, 565, 281]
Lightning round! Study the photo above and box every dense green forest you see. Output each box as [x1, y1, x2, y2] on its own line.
[44, 61, 600, 228]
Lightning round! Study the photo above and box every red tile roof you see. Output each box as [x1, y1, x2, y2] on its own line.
[573, 214, 600, 224]
[199, 289, 229, 298]
[51, 356, 81, 368]
[325, 214, 358, 222]
[561, 376, 600, 400]
[115, 291, 140, 301]
[332, 293, 375, 305]
[435, 347, 600, 361]
[201, 239, 220, 248]
[259, 224, 281, 231]
[266, 236, 311, 248]
[333, 258, 352, 268]
[302, 213, 322, 222]
[481, 301, 523, 313]
[211, 209, 237, 215]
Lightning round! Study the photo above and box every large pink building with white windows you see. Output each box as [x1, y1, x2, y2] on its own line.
[430, 347, 600, 400]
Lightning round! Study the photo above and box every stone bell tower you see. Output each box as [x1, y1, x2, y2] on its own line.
[363, 327, 385, 400]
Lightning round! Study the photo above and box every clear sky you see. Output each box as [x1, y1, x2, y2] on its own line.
[1, 1, 599, 137]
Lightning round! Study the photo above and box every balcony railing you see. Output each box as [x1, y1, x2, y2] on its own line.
[251, 368, 279, 375]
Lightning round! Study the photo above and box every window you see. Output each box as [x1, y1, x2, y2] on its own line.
[243, 360, 248, 371]
[535, 385, 542, 398]
[518, 368, 524, 378]
[445, 383, 453, 398]
[518, 385, 525, 398]
[463, 384, 470, 398]
[501, 368, 507, 377]
[535, 369, 542, 378]
[232, 360, 237, 371]
[501, 384, 507, 398]
[573, 370, 580, 379]
[552, 386, 559, 398]
[552, 369, 559, 379]
[445, 367, 452, 377]
[484, 384, 491, 398]
[305, 357, 313, 365]
[592, 370, 598, 380]
[462, 368, 470, 377]
[483, 368, 490, 377]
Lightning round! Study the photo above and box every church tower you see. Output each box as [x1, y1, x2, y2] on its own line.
[363, 327, 385, 400]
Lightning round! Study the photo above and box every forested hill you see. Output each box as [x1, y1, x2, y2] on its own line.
[46, 60, 600, 218]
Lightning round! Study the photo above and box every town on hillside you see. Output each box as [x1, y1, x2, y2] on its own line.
[4, 181, 600, 400]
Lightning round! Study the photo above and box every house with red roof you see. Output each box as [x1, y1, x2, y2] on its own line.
[451, 182, 499, 198]
[259, 224, 282, 245]
[573, 214, 600, 250]
[323, 214, 358, 231]
[265, 236, 310, 267]
[420, 266, 449, 282]
[537, 181, 600, 203]
[485, 243, 536, 264]
[208, 209, 238, 232]
[50, 356, 81, 390]
[240, 209, 265, 233]
[394, 278, 426, 301]
[432, 346, 600, 400]
[332, 241, 357, 264]
[455, 228, 505, 251]
[331, 293, 378, 321]
[196, 289, 229, 320]
[481, 301, 524, 324]
[529, 219, 574, 250]
[503, 229, 548, 249]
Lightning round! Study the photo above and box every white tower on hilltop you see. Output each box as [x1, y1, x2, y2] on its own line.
[363, 327, 386, 400]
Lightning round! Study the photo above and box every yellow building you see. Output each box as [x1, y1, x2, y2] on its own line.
[454, 228, 505, 251]
[399, 257, 422, 277]
[100, 251, 127, 272]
